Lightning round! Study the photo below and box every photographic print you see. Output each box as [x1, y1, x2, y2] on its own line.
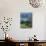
[20, 12, 32, 28]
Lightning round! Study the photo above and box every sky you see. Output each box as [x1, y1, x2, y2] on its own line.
[20, 12, 32, 21]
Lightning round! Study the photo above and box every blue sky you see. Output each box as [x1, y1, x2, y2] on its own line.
[20, 13, 32, 21]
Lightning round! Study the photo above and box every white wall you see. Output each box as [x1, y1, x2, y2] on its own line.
[0, 0, 46, 40]
[44, 15, 46, 40]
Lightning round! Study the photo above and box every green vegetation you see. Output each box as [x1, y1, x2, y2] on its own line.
[20, 21, 32, 28]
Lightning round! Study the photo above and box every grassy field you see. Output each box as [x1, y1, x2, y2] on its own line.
[20, 21, 32, 28]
